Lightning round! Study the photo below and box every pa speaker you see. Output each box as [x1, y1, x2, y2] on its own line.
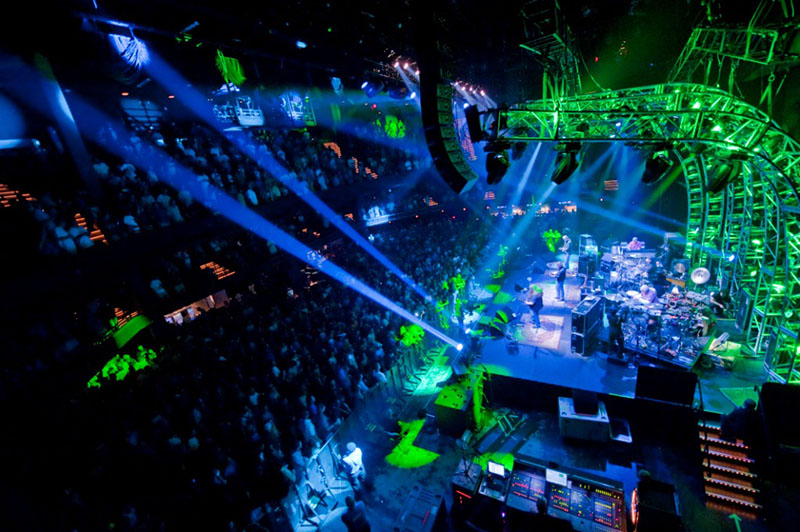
[416, 4, 479, 195]
[635, 366, 697, 406]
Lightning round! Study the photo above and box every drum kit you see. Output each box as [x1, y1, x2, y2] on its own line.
[604, 266, 712, 361]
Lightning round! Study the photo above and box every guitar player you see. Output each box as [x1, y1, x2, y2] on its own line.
[560, 234, 572, 269]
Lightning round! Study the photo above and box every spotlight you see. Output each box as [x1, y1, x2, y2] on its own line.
[409, 91, 416, 99]
[456, 343, 464, 351]
[641, 151, 674, 184]
[403, 62, 409, 69]
[708, 158, 744, 193]
[486, 150, 511, 185]
[551, 143, 581, 185]
[362, 78, 385, 98]
[727, 253, 737, 262]
[296, 40, 307, 49]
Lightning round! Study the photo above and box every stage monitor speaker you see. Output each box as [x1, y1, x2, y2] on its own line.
[635, 366, 697, 406]
[573, 389, 599, 415]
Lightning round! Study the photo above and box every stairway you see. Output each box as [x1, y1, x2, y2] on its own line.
[699, 413, 762, 519]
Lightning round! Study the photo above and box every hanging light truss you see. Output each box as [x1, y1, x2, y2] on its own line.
[494, 82, 800, 383]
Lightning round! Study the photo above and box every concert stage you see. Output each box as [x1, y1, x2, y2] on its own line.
[470, 253, 768, 415]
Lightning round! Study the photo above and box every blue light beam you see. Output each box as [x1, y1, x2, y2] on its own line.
[144, 52, 432, 301]
[66, 96, 461, 348]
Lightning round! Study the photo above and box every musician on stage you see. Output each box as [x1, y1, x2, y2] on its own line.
[709, 289, 731, 317]
[551, 262, 567, 301]
[560, 234, 572, 269]
[627, 236, 645, 251]
[638, 284, 658, 304]
[607, 304, 626, 359]
[525, 284, 544, 328]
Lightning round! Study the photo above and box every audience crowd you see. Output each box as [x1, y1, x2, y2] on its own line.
[2, 116, 427, 260]
[3, 110, 494, 531]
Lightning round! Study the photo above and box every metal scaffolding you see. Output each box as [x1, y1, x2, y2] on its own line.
[495, 82, 800, 383]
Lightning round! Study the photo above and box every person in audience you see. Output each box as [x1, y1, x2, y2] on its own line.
[341, 496, 371, 532]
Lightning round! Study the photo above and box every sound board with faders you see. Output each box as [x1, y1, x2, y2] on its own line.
[504, 460, 628, 532]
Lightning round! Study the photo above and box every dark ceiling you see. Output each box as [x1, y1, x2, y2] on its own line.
[6, 0, 796, 123]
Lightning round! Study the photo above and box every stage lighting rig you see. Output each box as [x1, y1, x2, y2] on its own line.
[641, 145, 675, 185]
[551, 142, 581, 185]
[361, 75, 385, 98]
[485, 141, 512, 185]
[707, 156, 746, 194]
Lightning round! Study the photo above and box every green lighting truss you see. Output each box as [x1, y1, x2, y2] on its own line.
[669, 26, 784, 83]
[497, 83, 800, 383]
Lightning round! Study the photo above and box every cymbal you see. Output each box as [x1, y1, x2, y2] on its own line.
[690, 267, 711, 285]
[605, 294, 625, 302]
[626, 290, 640, 298]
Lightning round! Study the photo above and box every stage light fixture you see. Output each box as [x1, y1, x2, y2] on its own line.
[708, 158, 744, 194]
[486, 150, 511, 185]
[362, 79, 385, 98]
[641, 151, 674, 184]
[551, 143, 581, 185]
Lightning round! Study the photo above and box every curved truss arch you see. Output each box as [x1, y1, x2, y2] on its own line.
[497, 83, 800, 382]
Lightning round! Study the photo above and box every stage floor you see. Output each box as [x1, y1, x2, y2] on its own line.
[470, 253, 768, 415]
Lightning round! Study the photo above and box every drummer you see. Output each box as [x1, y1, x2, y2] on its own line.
[627, 236, 645, 251]
[638, 284, 658, 304]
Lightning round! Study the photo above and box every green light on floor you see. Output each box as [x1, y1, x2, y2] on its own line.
[712, 125, 722, 132]
[493, 291, 514, 304]
[476, 363, 512, 377]
[486, 283, 502, 294]
[385, 419, 440, 468]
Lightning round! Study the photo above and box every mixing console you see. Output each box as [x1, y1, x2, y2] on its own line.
[504, 460, 627, 532]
